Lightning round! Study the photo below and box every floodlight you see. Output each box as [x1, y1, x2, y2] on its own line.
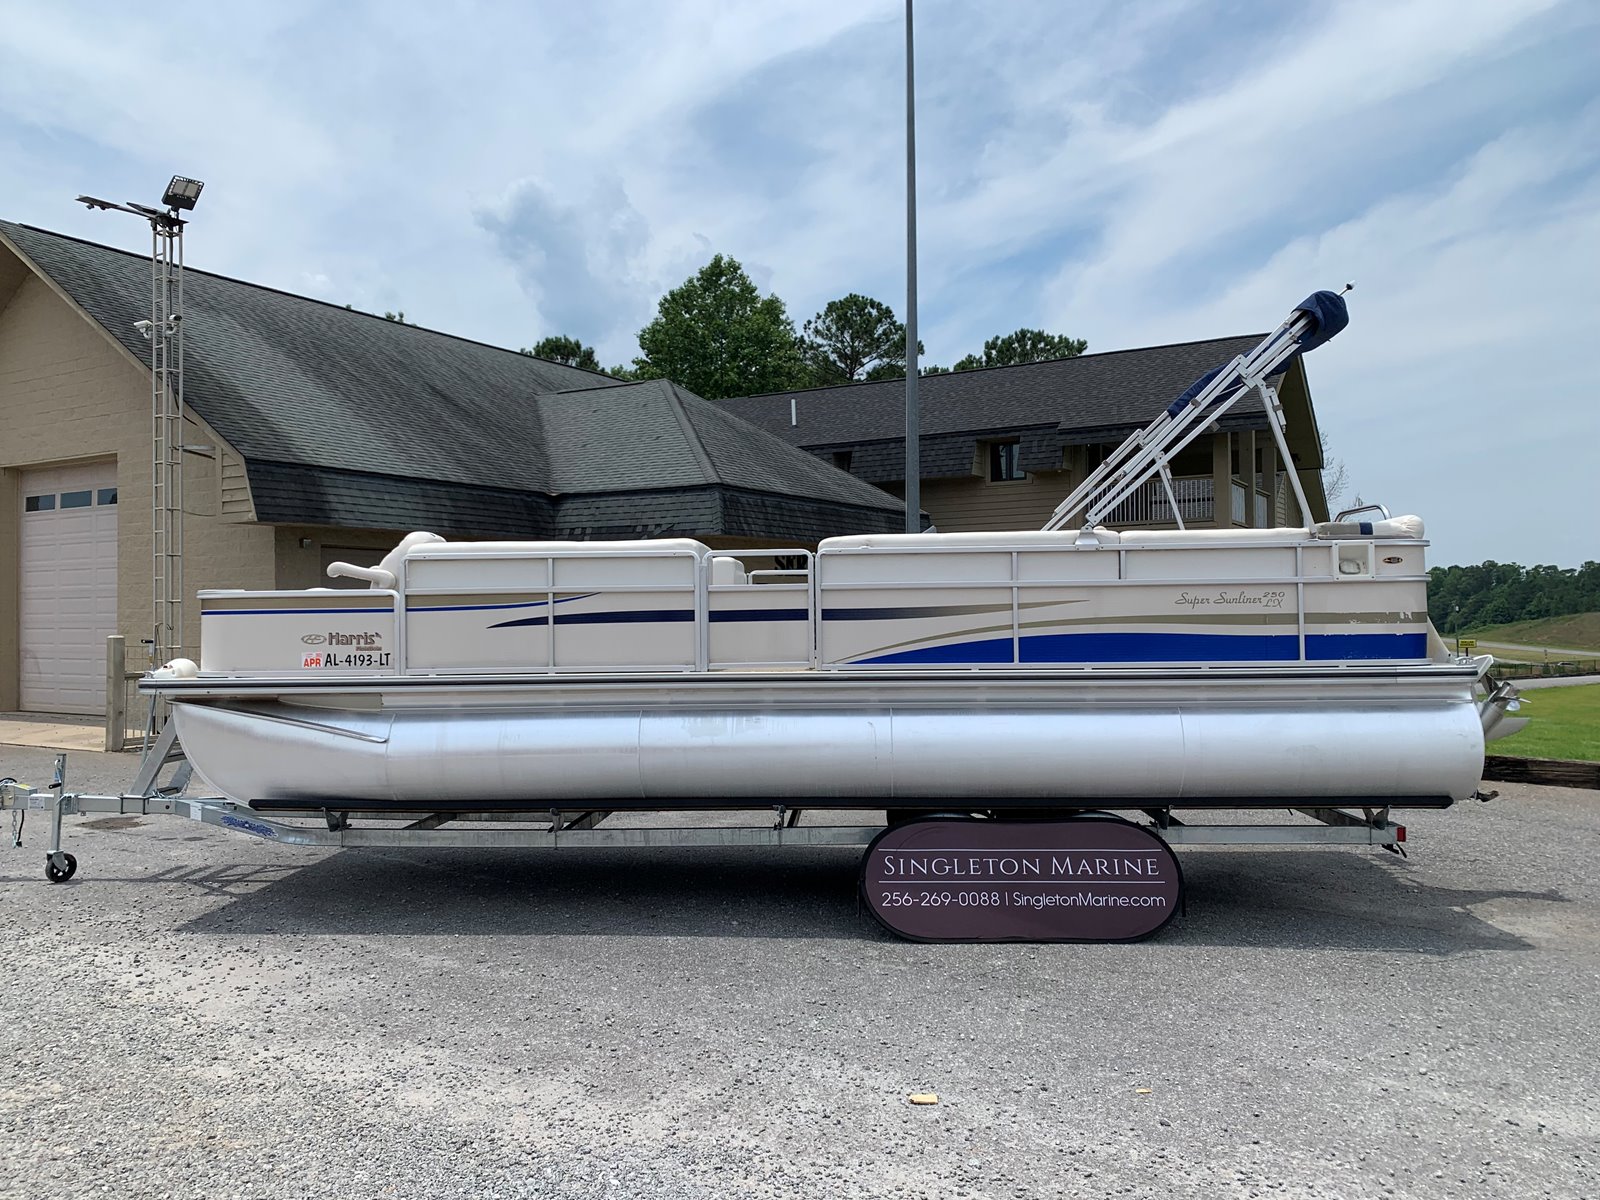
[163, 176, 204, 211]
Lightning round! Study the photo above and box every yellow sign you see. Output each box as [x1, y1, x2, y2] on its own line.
[1458, 638, 1477, 652]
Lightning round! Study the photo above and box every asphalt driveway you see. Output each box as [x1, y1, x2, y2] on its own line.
[1, 746, 1596, 1199]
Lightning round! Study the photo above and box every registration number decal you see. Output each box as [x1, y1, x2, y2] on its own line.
[301, 651, 392, 669]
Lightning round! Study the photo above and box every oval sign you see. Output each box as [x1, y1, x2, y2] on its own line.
[862, 815, 1182, 942]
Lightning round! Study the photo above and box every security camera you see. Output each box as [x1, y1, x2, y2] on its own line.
[133, 319, 154, 339]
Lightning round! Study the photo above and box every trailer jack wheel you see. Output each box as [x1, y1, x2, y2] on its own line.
[45, 852, 77, 883]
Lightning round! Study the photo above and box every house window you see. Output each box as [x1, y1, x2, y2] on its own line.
[831, 450, 853, 472]
[98, 488, 119, 506]
[987, 441, 1024, 482]
[60, 490, 93, 509]
[24, 494, 55, 512]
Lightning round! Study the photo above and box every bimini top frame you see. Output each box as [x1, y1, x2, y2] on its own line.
[1043, 285, 1353, 533]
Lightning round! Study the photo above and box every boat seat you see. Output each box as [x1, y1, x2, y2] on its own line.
[327, 531, 444, 589]
[1311, 515, 1424, 540]
[1116, 526, 1311, 543]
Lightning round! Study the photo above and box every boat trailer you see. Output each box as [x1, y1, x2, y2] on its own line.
[6, 722, 1424, 902]
[6, 717, 1466, 941]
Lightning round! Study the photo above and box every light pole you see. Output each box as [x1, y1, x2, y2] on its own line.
[903, 0, 920, 533]
[76, 176, 204, 669]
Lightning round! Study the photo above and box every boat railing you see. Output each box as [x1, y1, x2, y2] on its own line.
[261, 527, 1431, 677]
[1334, 502, 1392, 523]
[399, 541, 708, 675]
[792, 537, 1425, 668]
[702, 548, 818, 670]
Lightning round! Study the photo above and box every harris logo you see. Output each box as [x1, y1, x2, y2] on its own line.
[301, 634, 327, 645]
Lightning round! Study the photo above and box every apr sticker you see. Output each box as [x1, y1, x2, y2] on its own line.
[302, 653, 324, 668]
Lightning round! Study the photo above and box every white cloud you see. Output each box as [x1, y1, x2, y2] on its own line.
[0, 0, 1594, 563]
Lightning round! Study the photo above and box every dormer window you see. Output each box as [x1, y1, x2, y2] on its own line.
[987, 441, 1024, 482]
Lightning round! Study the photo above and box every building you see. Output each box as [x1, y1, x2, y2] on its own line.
[0, 221, 903, 715]
[716, 339, 1331, 535]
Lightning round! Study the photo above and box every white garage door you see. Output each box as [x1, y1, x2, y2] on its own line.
[20, 463, 119, 714]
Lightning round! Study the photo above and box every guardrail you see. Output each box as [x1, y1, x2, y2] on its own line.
[1486, 658, 1600, 680]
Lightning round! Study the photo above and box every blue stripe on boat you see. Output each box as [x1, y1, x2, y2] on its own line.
[1306, 632, 1427, 659]
[857, 630, 1425, 665]
[413, 593, 597, 614]
[493, 608, 812, 628]
[822, 605, 984, 621]
[490, 609, 696, 629]
[204, 607, 395, 616]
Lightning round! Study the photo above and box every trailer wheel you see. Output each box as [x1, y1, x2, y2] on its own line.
[45, 853, 77, 883]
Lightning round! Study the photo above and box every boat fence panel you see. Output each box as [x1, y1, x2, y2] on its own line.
[190, 530, 1433, 679]
[811, 535, 1431, 668]
[199, 589, 399, 675]
[400, 541, 705, 673]
[704, 549, 816, 669]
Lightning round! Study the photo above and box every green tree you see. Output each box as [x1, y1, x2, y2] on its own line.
[521, 335, 601, 371]
[633, 254, 807, 399]
[382, 310, 417, 326]
[953, 328, 1087, 371]
[1426, 560, 1600, 630]
[801, 293, 921, 385]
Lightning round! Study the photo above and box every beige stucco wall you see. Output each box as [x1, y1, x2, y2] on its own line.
[919, 469, 1079, 532]
[912, 430, 1313, 534]
[0, 271, 275, 706]
[273, 526, 412, 591]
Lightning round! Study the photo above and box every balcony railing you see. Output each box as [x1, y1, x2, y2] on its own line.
[1104, 476, 1215, 525]
[1101, 475, 1283, 528]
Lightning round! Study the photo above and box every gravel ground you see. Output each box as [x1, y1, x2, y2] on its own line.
[2, 747, 1597, 1199]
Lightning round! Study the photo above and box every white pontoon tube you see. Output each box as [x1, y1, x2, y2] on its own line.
[1043, 285, 1353, 532]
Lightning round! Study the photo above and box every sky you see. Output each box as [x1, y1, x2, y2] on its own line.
[1, 0, 1595, 567]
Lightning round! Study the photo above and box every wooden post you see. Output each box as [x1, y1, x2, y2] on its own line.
[1260, 437, 1279, 527]
[1241, 430, 1258, 527]
[1210, 432, 1232, 528]
[104, 635, 126, 753]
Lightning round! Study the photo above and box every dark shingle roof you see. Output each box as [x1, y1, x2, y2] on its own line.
[716, 335, 1272, 452]
[0, 221, 608, 490]
[248, 460, 901, 542]
[537, 378, 907, 510]
[0, 221, 905, 541]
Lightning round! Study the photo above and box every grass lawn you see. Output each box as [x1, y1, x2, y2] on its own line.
[1492, 682, 1600, 762]
[1464, 611, 1600, 654]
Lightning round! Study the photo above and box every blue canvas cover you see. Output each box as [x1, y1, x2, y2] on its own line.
[1165, 365, 1226, 417]
[1292, 290, 1349, 355]
[1166, 289, 1349, 417]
